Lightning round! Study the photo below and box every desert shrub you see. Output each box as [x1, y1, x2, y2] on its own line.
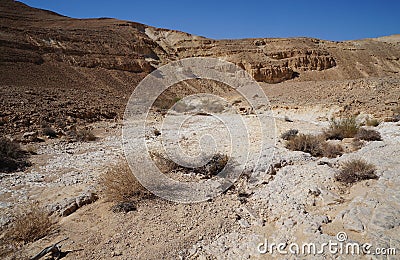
[393, 114, 400, 122]
[286, 134, 325, 157]
[286, 134, 343, 158]
[352, 139, 364, 150]
[193, 153, 229, 177]
[280, 129, 299, 140]
[42, 127, 57, 138]
[99, 162, 146, 202]
[153, 96, 180, 111]
[111, 201, 137, 213]
[153, 129, 161, 136]
[335, 159, 378, 184]
[383, 107, 400, 122]
[76, 128, 96, 142]
[5, 202, 52, 243]
[0, 137, 22, 158]
[149, 151, 180, 173]
[321, 142, 343, 158]
[0, 137, 30, 172]
[355, 128, 382, 141]
[392, 107, 400, 122]
[365, 118, 380, 127]
[324, 117, 359, 140]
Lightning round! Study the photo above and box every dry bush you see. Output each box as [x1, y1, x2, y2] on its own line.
[66, 127, 96, 142]
[321, 142, 343, 158]
[286, 134, 325, 157]
[192, 153, 229, 177]
[365, 118, 380, 127]
[0, 137, 30, 172]
[153, 95, 181, 111]
[335, 159, 378, 185]
[324, 117, 359, 140]
[392, 107, 400, 122]
[383, 107, 400, 122]
[393, 114, 400, 122]
[352, 139, 364, 150]
[149, 151, 180, 173]
[75, 128, 96, 142]
[286, 134, 342, 158]
[0, 137, 22, 158]
[280, 129, 298, 140]
[42, 127, 57, 138]
[111, 201, 137, 213]
[99, 162, 146, 202]
[5, 202, 52, 243]
[355, 128, 382, 141]
[1, 202, 52, 259]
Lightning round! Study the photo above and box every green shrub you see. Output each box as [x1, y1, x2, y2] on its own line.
[324, 117, 359, 140]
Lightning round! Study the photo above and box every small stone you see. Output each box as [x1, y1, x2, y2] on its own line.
[238, 219, 250, 228]
[61, 202, 78, 217]
[111, 201, 136, 213]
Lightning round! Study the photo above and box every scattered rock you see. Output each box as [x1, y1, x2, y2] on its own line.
[111, 201, 137, 213]
[49, 191, 99, 217]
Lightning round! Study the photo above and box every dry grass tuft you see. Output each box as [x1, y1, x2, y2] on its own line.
[335, 159, 378, 185]
[1, 202, 52, 259]
[355, 128, 382, 141]
[99, 162, 147, 202]
[324, 117, 359, 140]
[0, 137, 30, 172]
[5, 202, 52, 243]
[66, 127, 97, 142]
[75, 128, 96, 142]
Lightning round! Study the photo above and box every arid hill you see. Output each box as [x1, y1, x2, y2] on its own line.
[1, 1, 400, 259]
[1, 0, 399, 136]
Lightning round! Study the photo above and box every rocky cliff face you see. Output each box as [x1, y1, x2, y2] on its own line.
[0, 0, 399, 136]
[1, 0, 399, 85]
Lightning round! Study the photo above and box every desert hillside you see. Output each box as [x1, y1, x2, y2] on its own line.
[1, 0, 399, 136]
[1, 1, 400, 259]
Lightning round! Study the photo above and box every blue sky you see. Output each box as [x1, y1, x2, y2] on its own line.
[19, 0, 400, 41]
